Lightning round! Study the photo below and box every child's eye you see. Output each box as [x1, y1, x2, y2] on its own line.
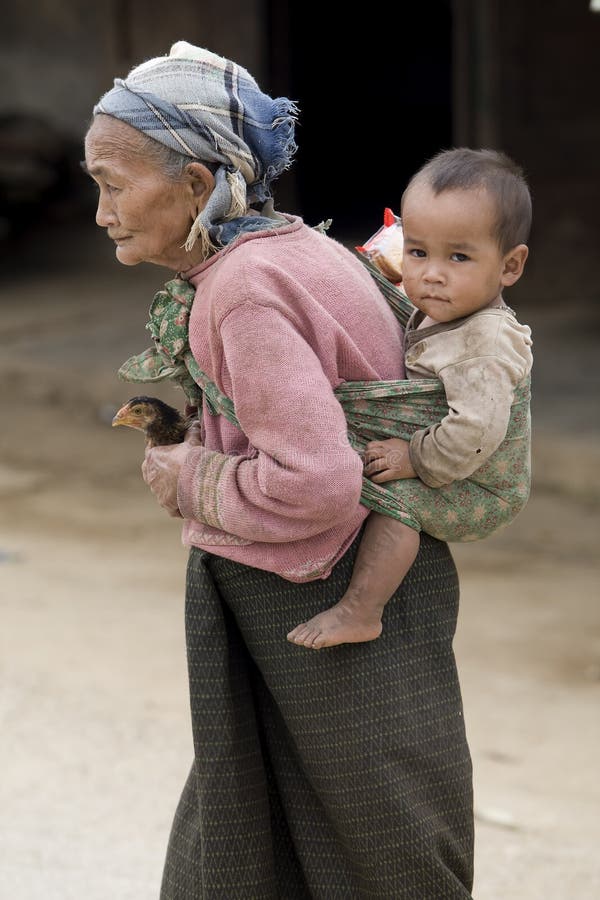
[451, 252, 469, 262]
[409, 248, 426, 258]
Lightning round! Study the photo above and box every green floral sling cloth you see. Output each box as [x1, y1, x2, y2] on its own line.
[119, 256, 531, 540]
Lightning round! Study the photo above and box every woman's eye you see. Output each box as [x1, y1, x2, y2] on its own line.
[451, 252, 469, 262]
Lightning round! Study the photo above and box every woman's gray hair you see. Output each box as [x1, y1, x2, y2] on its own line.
[137, 133, 191, 181]
[135, 132, 219, 182]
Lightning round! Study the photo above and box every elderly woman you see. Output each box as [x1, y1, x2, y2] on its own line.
[85, 42, 474, 899]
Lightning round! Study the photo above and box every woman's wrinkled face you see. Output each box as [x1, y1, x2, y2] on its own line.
[84, 116, 199, 270]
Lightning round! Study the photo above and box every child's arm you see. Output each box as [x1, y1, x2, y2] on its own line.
[363, 317, 532, 489]
[362, 355, 521, 488]
[404, 314, 532, 489]
[410, 355, 523, 487]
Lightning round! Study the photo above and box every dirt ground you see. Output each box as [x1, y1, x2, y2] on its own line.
[1, 225, 599, 899]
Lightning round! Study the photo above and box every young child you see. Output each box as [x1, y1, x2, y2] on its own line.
[288, 148, 533, 649]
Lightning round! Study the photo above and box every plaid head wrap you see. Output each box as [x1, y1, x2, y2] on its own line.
[93, 41, 298, 255]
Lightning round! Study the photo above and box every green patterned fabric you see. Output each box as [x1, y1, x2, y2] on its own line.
[119, 277, 238, 417]
[119, 261, 530, 538]
[160, 531, 474, 898]
[338, 375, 531, 536]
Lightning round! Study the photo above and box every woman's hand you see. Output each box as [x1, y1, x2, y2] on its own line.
[363, 438, 416, 483]
[141, 422, 203, 517]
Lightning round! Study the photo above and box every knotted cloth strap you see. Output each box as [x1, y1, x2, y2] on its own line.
[118, 278, 235, 418]
[117, 261, 530, 522]
[117, 266, 445, 520]
[117, 255, 417, 417]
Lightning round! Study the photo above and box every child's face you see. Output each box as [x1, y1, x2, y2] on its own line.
[401, 182, 521, 323]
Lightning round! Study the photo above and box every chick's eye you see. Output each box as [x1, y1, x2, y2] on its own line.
[132, 406, 143, 415]
[451, 252, 469, 262]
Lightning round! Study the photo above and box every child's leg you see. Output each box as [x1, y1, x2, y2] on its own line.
[287, 513, 420, 650]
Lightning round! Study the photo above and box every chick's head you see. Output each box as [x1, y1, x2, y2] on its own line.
[112, 397, 162, 433]
[111, 395, 188, 447]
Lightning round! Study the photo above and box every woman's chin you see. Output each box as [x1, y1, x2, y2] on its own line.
[115, 243, 141, 266]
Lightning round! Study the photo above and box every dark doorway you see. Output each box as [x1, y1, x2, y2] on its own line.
[268, 2, 453, 239]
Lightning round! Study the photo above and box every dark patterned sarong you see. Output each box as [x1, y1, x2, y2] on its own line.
[160, 532, 474, 899]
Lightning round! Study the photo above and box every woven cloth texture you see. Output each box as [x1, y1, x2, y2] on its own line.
[160, 531, 474, 899]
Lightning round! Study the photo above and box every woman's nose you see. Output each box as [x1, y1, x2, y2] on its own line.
[95, 190, 117, 228]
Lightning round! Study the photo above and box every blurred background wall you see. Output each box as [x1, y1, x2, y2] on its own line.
[1, 0, 599, 305]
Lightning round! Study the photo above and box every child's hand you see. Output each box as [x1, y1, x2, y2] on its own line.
[363, 438, 417, 483]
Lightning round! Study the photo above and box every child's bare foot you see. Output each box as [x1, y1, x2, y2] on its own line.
[287, 594, 384, 650]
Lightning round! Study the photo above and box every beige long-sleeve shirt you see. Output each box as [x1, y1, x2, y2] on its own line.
[405, 306, 533, 488]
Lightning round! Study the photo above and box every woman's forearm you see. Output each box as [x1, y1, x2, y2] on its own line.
[177, 442, 363, 542]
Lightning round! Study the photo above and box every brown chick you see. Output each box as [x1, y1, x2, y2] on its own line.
[112, 396, 189, 447]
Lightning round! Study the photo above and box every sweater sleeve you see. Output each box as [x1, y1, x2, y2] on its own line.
[177, 301, 364, 542]
[408, 315, 532, 488]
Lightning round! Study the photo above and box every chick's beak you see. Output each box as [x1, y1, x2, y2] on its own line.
[112, 404, 141, 430]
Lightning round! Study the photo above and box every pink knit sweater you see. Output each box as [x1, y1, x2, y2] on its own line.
[177, 216, 404, 581]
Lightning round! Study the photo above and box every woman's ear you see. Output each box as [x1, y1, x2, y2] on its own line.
[501, 244, 529, 287]
[184, 162, 215, 212]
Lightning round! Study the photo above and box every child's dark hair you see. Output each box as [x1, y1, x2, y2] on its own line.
[402, 148, 532, 253]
